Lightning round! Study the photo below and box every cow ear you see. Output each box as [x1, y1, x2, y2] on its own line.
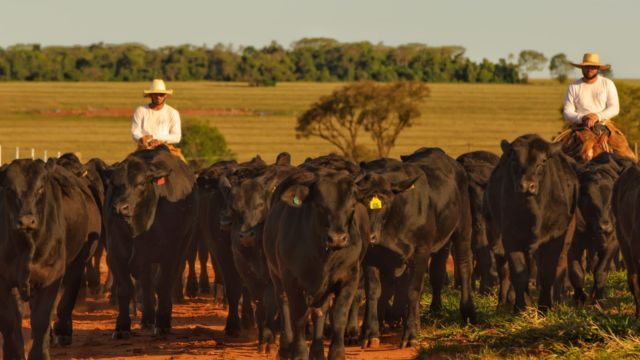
[148, 165, 171, 182]
[500, 140, 511, 155]
[281, 184, 310, 208]
[275, 152, 291, 166]
[218, 175, 232, 196]
[391, 175, 421, 194]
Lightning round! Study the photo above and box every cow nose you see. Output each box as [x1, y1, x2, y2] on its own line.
[369, 233, 378, 244]
[327, 231, 349, 248]
[16, 215, 37, 231]
[521, 181, 537, 195]
[238, 230, 256, 246]
[115, 202, 132, 217]
[599, 222, 613, 234]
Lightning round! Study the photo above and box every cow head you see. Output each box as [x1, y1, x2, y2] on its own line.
[355, 172, 420, 244]
[103, 157, 170, 237]
[501, 136, 562, 196]
[223, 177, 269, 248]
[0, 160, 55, 299]
[280, 170, 359, 250]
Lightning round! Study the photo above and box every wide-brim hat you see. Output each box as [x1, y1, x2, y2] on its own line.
[571, 52, 611, 70]
[143, 79, 173, 97]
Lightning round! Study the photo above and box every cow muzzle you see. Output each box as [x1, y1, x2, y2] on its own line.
[326, 230, 349, 249]
[238, 229, 256, 247]
[114, 201, 133, 218]
[369, 231, 381, 245]
[15, 214, 38, 233]
[520, 181, 538, 196]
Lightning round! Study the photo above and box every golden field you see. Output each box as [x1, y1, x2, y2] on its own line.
[0, 81, 577, 164]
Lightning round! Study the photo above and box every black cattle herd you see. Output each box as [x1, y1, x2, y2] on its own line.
[1, 133, 640, 359]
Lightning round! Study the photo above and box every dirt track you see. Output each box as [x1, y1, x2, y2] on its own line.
[10, 292, 419, 360]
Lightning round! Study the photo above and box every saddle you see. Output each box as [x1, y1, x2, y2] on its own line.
[553, 121, 636, 162]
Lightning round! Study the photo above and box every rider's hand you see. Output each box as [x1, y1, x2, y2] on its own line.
[581, 113, 599, 128]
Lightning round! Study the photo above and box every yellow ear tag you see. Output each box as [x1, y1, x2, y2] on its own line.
[81, 170, 89, 177]
[293, 195, 302, 207]
[369, 195, 383, 210]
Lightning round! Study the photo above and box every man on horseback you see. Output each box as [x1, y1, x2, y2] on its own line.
[559, 53, 636, 161]
[131, 79, 186, 161]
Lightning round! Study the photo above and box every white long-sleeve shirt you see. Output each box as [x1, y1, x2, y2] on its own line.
[131, 104, 182, 144]
[562, 76, 619, 125]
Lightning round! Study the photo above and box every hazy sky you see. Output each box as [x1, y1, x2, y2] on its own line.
[2, 0, 638, 78]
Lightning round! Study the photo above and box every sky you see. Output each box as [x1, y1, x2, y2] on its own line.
[2, 0, 639, 78]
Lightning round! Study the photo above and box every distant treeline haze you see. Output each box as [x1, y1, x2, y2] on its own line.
[0, 38, 522, 84]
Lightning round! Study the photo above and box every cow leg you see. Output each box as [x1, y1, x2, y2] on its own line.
[494, 253, 511, 309]
[617, 237, 640, 317]
[451, 232, 477, 324]
[211, 252, 226, 305]
[276, 286, 294, 359]
[113, 263, 134, 339]
[284, 278, 309, 360]
[402, 252, 428, 348]
[28, 278, 62, 360]
[360, 265, 381, 348]
[345, 284, 362, 345]
[387, 269, 409, 329]
[568, 234, 588, 304]
[507, 250, 530, 313]
[258, 284, 277, 353]
[54, 239, 97, 346]
[139, 264, 155, 330]
[328, 267, 358, 360]
[87, 242, 104, 295]
[185, 239, 199, 298]
[198, 241, 211, 293]
[310, 301, 329, 360]
[476, 245, 495, 295]
[537, 237, 565, 312]
[241, 288, 255, 330]
[172, 260, 186, 304]
[428, 245, 449, 316]
[209, 241, 242, 337]
[591, 239, 617, 303]
[0, 286, 25, 360]
[155, 262, 181, 335]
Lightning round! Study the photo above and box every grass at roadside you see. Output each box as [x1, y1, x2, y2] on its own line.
[415, 271, 640, 359]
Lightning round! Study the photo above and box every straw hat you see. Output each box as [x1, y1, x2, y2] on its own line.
[571, 53, 611, 70]
[143, 79, 173, 97]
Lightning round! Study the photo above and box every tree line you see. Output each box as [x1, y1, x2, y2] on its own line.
[0, 39, 524, 84]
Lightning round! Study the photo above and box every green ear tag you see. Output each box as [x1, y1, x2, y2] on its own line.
[369, 195, 383, 210]
[293, 195, 302, 207]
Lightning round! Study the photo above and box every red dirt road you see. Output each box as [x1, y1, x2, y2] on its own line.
[11, 293, 418, 359]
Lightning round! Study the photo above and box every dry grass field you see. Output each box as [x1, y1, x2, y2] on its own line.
[0, 81, 573, 164]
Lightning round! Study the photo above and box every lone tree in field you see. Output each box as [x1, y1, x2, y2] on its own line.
[296, 81, 429, 161]
[549, 53, 573, 83]
[518, 50, 548, 82]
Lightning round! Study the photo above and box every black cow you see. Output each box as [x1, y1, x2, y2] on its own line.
[359, 149, 477, 348]
[0, 159, 100, 360]
[485, 134, 579, 312]
[55, 154, 108, 296]
[612, 161, 640, 316]
[220, 152, 294, 352]
[569, 152, 633, 304]
[456, 151, 500, 294]
[264, 168, 369, 359]
[196, 157, 265, 336]
[103, 146, 197, 338]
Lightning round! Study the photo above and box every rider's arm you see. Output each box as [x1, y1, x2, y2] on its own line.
[131, 107, 145, 143]
[562, 86, 582, 125]
[597, 80, 619, 123]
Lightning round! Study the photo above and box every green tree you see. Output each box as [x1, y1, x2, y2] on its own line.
[178, 120, 234, 169]
[518, 50, 548, 82]
[614, 83, 640, 151]
[364, 82, 430, 157]
[549, 53, 573, 83]
[296, 81, 429, 161]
